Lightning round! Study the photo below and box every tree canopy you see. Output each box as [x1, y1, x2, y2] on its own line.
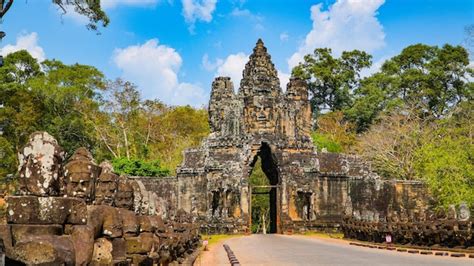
[296, 44, 473, 208]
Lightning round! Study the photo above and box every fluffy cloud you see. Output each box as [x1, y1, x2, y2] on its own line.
[278, 71, 290, 91]
[288, 0, 386, 69]
[215, 52, 248, 88]
[203, 53, 290, 90]
[113, 39, 207, 107]
[0, 32, 46, 62]
[182, 0, 217, 31]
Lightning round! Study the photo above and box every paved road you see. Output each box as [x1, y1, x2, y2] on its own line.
[197, 234, 473, 266]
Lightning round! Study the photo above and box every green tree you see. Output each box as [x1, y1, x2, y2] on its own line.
[346, 44, 473, 131]
[1, 1, 109, 32]
[0, 50, 106, 177]
[111, 157, 169, 177]
[414, 102, 474, 208]
[292, 48, 372, 115]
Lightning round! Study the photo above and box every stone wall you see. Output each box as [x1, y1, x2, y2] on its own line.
[0, 132, 200, 265]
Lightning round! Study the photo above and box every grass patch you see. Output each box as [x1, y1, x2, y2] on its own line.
[201, 234, 243, 247]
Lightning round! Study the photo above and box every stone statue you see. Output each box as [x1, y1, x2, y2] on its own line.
[94, 161, 118, 206]
[114, 176, 134, 210]
[457, 202, 470, 221]
[17, 132, 64, 196]
[64, 147, 101, 203]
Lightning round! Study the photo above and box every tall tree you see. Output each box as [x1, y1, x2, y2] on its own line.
[292, 48, 372, 115]
[346, 44, 473, 131]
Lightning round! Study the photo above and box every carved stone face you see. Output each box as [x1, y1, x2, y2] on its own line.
[64, 147, 100, 202]
[94, 161, 118, 206]
[115, 177, 134, 210]
[66, 179, 92, 198]
[458, 203, 470, 221]
[18, 132, 64, 196]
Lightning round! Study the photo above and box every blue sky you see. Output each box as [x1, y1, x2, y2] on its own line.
[1, 0, 472, 106]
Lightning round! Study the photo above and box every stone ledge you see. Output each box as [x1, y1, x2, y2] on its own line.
[6, 196, 87, 225]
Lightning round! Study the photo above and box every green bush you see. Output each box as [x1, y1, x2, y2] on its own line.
[111, 157, 170, 177]
[311, 132, 343, 153]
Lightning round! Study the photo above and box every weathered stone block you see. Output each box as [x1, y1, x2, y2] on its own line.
[102, 206, 123, 238]
[69, 225, 95, 265]
[87, 205, 123, 238]
[138, 216, 152, 233]
[112, 238, 127, 260]
[12, 235, 75, 265]
[128, 254, 152, 266]
[0, 225, 14, 259]
[11, 224, 63, 245]
[119, 209, 139, 235]
[6, 196, 87, 225]
[125, 233, 154, 254]
[91, 237, 113, 265]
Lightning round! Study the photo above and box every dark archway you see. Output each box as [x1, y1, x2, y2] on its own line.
[249, 142, 280, 233]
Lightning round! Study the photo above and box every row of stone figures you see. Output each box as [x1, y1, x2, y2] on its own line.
[0, 131, 200, 265]
[342, 205, 473, 248]
[16, 131, 166, 216]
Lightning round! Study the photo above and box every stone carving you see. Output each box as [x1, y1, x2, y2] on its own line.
[94, 161, 118, 206]
[3, 140, 200, 265]
[458, 202, 470, 221]
[176, 39, 386, 233]
[115, 176, 134, 210]
[63, 147, 101, 203]
[17, 132, 65, 196]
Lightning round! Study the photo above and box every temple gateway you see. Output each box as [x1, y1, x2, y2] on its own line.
[175, 39, 430, 234]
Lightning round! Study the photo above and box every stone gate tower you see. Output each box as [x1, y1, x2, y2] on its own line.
[176, 39, 413, 234]
[177, 39, 321, 233]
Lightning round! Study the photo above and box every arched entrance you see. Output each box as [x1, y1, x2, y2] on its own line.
[248, 142, 280, 234]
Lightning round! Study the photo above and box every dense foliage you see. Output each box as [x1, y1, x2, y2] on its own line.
[111, 157, 170, 177]
[0, 50, 209, 179]
[296, 44, 473, 208]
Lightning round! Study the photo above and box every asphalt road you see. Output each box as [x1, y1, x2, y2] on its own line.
[197, 234, 473, 266]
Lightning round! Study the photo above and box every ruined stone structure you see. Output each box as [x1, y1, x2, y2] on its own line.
[176, 39, 437, 235]
[1, 133, 200, 265]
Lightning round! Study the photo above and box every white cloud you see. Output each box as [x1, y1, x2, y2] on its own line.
[181, 0, 217, 31]
[201, 53, 223, 71]
[113, 39, 207, 107]
[215, 52, 248, 88]
[280, 32, 289, 42]
[0, 32, 46, 62]
[278, 70, 290, 91]
[288, 0, 386, 69]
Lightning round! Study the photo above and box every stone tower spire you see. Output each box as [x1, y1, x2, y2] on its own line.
[239, 39, 281, 97]
[209, 77, 235, 133]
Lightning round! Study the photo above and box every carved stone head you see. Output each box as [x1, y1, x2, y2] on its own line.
[115, 176, 134, 210]
[17, 132, 65, 196]
[64, 147, 100, 203]
[94, 161, 118, 206]
[458, 202, 470, 221]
